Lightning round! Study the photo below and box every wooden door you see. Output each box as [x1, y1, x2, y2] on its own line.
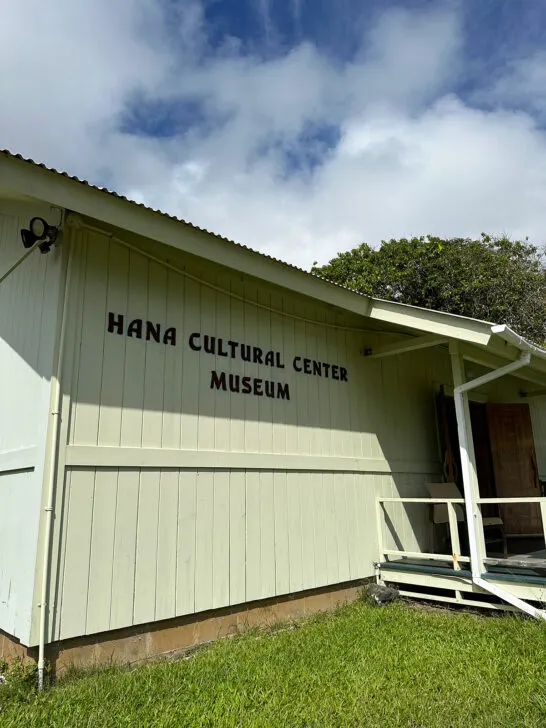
[486, 403, 542, 535]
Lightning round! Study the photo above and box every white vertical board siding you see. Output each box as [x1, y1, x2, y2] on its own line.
[47, 230, 445, 642]
[63, 232, 442, 466]
[64, 233, 385, 458]
[0, 471, 36, 638]
[0, 205, 62, 643]
[53, 467, 385, 641]
[0, 207, 61, 454]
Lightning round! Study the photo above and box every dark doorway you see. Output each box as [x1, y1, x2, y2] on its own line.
[436, 388, 542, 535]
[436, 389, 496, 514]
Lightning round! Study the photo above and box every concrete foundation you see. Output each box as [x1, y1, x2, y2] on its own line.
[1, 580, 366, 673]
[0, 627, 30, 662]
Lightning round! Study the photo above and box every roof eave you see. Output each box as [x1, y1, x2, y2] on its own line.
[0, 152, 373, 320]
[368, 298, 494, 346]
[4, 149, 545, 364]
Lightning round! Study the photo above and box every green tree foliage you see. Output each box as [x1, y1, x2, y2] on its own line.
[312, 235, 546, 345]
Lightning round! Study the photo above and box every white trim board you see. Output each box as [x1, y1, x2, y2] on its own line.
[0, 447, 37, 474]
[64, 446, 440, 475]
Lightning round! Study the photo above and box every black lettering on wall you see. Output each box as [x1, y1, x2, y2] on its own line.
[106, 313, 350, 387]
[105, 311, 351, 392]
[209, 370, 293, 401]
[127, 319, 143, 339]
[210, 370, 227, 391]
[108, 312, 124, 335]
[163, 328, 177, 346]
[189, 333, 201, 351]
[146, 321, 161, 343]
[108, 312, 177, 346]
[217, 338, 228, 357]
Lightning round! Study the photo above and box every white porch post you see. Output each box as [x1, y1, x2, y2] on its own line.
[449, 342, 486, 578]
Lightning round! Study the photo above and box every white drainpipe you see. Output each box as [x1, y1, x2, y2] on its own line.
[37, 240, 73, 688]
[452, 348, 546, 620]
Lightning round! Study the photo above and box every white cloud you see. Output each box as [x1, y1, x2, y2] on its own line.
[0, 0, 169, 172]
[2, 1, 546, 270]
[487, 51, 546, 117]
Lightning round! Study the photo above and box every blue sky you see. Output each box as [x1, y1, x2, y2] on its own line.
[3, 0, 546, 267]
[122, 0, 546, 141]
[201, 0, 545, 70]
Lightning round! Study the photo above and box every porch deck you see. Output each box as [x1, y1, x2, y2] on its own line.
[382, 549, 546, 577]
[378, 555, 546, 610]
[375, 496, 546, 611]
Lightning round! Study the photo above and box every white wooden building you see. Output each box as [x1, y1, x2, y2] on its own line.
[2, 150, 546, 680]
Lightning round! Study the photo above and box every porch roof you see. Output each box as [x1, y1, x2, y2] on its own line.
[366, 299, 546, 387]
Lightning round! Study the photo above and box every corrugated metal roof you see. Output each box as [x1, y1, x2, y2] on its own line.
[3, 148, 546, 361]
[0, 148, 364, 298]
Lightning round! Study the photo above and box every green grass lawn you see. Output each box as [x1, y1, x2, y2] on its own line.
[2, 599, 546, 727]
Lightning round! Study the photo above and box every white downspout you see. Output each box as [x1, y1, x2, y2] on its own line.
[37, 240, 73, 688]
[451, 345, 546, 619]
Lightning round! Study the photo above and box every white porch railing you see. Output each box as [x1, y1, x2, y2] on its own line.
[375, 496, 468, 573]
[376, 495, 546, 574]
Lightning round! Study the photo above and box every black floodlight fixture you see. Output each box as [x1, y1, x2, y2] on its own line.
[20, 217, 59, 254]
